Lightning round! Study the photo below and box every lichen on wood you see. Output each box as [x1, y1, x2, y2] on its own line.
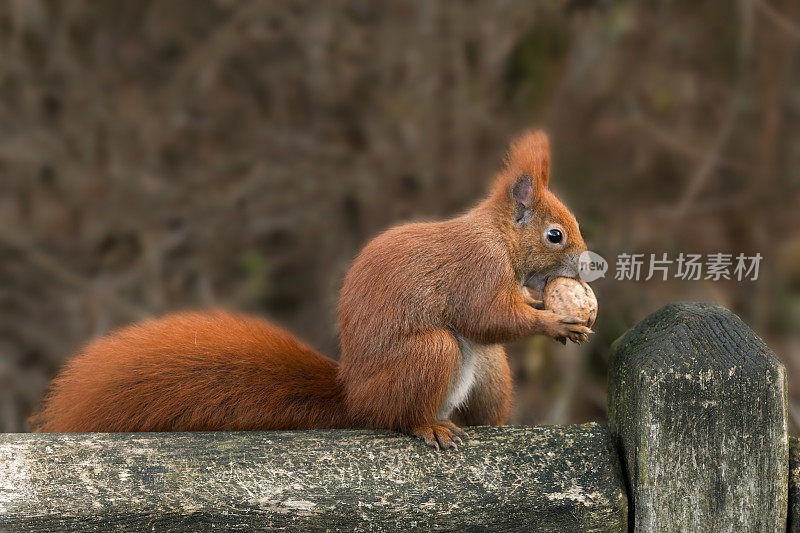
[608, 302, 788, 531]
[0, 424, 627, 532]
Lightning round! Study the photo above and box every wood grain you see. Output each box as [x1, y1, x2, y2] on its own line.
[0, 424, 627, 532]
[608, 302, 788, 531]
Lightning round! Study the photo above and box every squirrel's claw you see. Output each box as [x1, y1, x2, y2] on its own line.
[440, 419, 469, 439]
[411, 420, 467, 451]
[569, 333, 588, 344]
[567, 328, 593, 344]
[543, 312, 593, 344]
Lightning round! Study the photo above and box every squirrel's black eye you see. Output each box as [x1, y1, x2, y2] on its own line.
[547, 228, 563, 244]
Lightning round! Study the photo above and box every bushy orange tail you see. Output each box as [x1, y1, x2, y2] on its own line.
[30, 311, 351, 432]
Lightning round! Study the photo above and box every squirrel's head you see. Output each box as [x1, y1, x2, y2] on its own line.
[490, 130, 587, 291]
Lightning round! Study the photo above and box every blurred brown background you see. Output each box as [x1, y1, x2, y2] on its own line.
[1, 0, 799, 432]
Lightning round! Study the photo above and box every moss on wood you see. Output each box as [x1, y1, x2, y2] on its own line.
[608, 302, 788, 531]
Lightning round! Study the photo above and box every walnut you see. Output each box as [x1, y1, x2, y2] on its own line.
[543, 277, 598, 328]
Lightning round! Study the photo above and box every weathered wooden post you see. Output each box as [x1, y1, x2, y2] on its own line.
[608, 302, 788, 531]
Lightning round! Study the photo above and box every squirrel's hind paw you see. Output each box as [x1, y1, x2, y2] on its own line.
[411, 421, 466, 451]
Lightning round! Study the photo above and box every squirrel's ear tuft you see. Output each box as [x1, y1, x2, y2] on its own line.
[505, 130, 550, 190]
[491, 130, 551, 222]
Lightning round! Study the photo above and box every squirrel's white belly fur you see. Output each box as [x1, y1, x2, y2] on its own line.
[437, 332, 497, 419]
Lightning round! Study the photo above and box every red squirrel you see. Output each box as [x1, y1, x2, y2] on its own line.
[30, 131, 591, 450]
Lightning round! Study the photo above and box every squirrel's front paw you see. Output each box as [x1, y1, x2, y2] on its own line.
[540, 311, 593, 344]
[522, 286, 544, 309]
[411, 420, 468, 451]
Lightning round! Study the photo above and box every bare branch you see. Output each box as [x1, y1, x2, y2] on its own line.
[670, 0, 755, 222]
[753, 0, 800, 40]
[0, 227, 150, 321]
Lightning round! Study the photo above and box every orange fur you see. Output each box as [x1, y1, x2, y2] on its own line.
[31, 130, 589, 445]
[31, 311, 351, 432]
[337, 133, 587, 437]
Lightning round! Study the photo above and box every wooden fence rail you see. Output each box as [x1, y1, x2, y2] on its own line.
[0, 425, 627, 532]
[0, 302, 794, 532]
